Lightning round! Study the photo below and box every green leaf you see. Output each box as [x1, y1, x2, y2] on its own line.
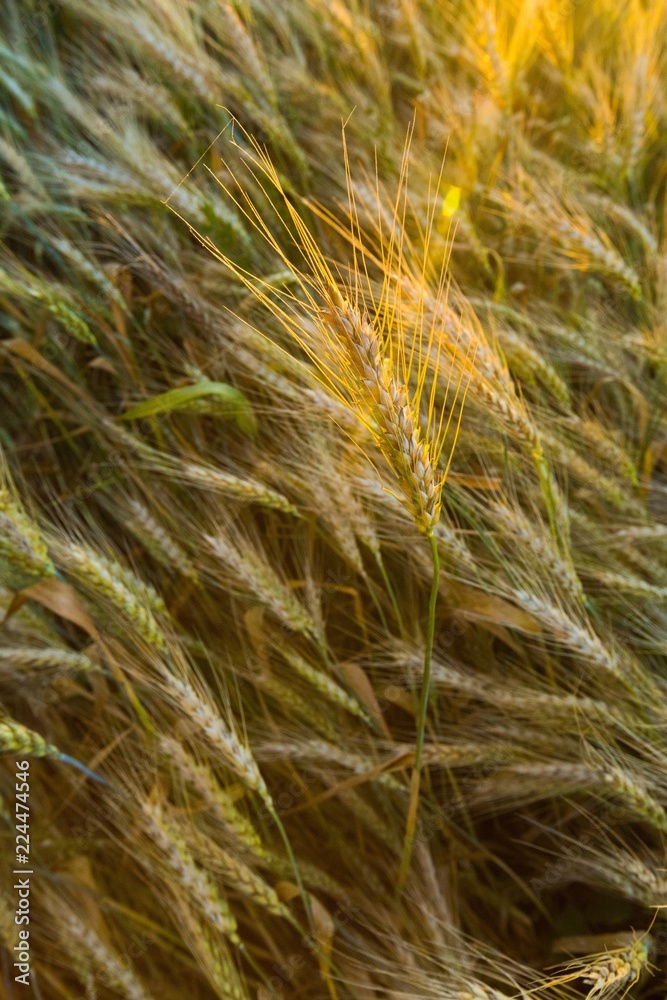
[119, 381, 257, 435]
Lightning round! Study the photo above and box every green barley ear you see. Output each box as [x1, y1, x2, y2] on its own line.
[0, 716, 59, 758]
[51, 538, 166, 650]
[0, 714, 106, 783]
[0, 455, 55, 591]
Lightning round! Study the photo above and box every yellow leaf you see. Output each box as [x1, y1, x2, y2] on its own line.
[441, 185, 461, 218]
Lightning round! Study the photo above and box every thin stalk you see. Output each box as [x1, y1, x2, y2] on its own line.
[533, 446, 561, 549]
[365, 573, 390, 633]
[267, 804, 314, 935]
[239, 943, 277, 996]
[396, 529, 440, 895]
[261, 817, 343, 998]
[375, 551, 406, 636]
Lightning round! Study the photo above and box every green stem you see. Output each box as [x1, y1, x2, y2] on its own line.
[239, 943, 276, 995]
[268, 803, 315, 935]
[396, 529, 440, 896]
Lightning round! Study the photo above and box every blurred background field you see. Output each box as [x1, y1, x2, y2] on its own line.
[2, 0, 667, 997]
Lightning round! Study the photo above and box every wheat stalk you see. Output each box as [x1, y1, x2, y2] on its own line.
[315, 288, 450, 891]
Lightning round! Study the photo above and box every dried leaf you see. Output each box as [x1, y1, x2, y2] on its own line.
[4, 578, 152, 731]
[448, 583, 542, 634]
[2, 338, 83, 396]
[340, 661, 391, 737]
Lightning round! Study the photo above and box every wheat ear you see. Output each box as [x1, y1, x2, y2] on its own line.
[322, 288, 446, 894]
[140, 798, 240, 941]
[160, 735, 266, 859]
[0, 485, 55, 590]
[125, 499, 199, 582]
[0, 716, 106, 783]
[324, 288, 442, 533]
[54, 541, 166, 649]
[0, 646, 98, 675]
[165, 675, 313, 930]
[188, 827, 294, 923]
[56, 907, 153, 1000]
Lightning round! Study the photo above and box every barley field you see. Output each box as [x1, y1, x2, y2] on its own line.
[1, 0, 667, 997]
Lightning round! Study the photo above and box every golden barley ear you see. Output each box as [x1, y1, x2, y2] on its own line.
[321, 287, 444, 534]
